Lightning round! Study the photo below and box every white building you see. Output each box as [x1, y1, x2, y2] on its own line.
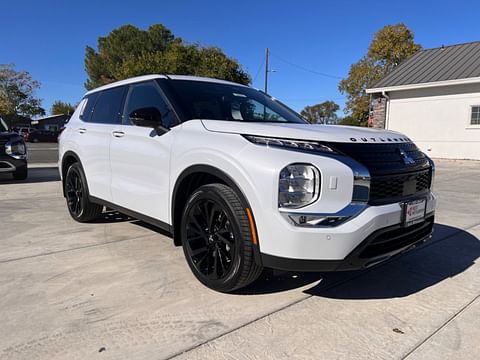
[367, 42, 480, 160]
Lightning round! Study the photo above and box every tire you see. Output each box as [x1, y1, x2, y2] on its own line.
[181, 183, 263, 292]
[12, 166, 28, 180]
[64, 163, 103, 222]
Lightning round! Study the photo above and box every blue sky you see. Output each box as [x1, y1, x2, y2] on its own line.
[2, 0, 479, 116]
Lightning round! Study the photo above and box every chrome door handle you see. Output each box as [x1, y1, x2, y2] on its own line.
[78, 128, 87, 134]
[112, 131, 125, 138]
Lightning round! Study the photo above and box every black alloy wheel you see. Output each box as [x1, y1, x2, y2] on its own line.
[181, 183, 263, 292]
[64, 163, 102, 222]
[66, 166, 84, 217]
[184, 198, 236, 280]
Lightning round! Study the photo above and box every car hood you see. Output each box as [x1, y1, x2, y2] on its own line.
[200, 120, 411, 143]
[0, 132, 21, 140]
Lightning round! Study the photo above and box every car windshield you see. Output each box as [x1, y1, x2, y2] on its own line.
[163, 80, 307, 124]
[0, 118, 8, 132]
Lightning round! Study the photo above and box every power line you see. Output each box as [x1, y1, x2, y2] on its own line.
[269, 51, 343, 80]
[252, 55, 265, 85]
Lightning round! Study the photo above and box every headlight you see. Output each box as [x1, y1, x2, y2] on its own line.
[5, 140, 27, 159]
[243, 135, 337, 154]
[279, 164, 320, 208]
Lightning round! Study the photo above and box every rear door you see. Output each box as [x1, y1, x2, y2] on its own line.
[77, 86, 126, 201]
[110, 80, 178, 223]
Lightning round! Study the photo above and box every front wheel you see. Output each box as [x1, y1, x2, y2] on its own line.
[12, 166, 28, 180]
[181, 183, 263, 292]
[64, 163, 103, 222]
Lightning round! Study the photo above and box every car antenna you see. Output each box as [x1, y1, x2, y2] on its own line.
[164, 74, 172, 80]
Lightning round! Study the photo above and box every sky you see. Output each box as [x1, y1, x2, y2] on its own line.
[2, 0, 480, 116]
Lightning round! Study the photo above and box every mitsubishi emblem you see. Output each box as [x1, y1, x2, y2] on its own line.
[398, 148, 415, 165]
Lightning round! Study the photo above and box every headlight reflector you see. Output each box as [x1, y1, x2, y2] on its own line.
[279, 164, 320, 208]
[243, 135, 337, 154]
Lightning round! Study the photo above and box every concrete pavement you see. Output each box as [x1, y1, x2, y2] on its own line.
[0, 160, 479, 359]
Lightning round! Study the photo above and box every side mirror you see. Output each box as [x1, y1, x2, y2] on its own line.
[129, 107, 169, 134]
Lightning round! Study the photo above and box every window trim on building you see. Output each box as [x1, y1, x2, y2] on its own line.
[468, 105, 480, 128]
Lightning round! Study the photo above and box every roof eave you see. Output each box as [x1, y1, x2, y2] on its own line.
[366, 76, 480, 94]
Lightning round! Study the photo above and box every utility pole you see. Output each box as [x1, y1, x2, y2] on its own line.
[264, 47, 269, 94]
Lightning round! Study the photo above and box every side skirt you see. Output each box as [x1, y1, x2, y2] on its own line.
[89, 196, 173, 236]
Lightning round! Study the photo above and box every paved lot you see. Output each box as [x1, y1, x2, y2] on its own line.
[26, 142, 58, 164]
[0, 160, 479, 359]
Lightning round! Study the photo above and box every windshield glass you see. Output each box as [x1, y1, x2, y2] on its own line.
[163, 80, 306, 124]
[0, 118, 8, 132]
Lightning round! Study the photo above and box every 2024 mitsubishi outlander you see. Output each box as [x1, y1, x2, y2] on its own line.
[59, 75, 435, 292]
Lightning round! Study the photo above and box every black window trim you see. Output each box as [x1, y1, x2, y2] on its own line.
[83, 86, 128, 125]
[122, 80, 181, 128]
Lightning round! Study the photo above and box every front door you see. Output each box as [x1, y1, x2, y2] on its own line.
[110, 80, 177, 224]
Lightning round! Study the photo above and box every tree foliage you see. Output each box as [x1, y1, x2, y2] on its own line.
[85, 24, 250, 90]
[0, 63, 45, 120]
[51, 100, 76, 116]
[300, 100, 340, 124]
[338, 24, 421, 124]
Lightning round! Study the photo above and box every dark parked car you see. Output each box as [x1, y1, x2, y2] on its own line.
[0, 118, 28, 180]
[25, 129, 58, 143]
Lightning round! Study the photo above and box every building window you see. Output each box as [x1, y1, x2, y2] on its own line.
[471, 106, 480, 125]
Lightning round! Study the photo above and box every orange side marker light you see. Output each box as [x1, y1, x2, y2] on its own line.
[245, 208, 258, 245]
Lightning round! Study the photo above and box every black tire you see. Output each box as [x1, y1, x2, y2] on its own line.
[12, 166, 28, 180]
[64, 163, 103, 222]
[181, 183, 263, 292]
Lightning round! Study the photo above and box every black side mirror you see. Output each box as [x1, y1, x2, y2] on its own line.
[129, 107, 169, 134]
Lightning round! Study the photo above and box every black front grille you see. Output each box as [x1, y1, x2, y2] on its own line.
[326, 141, 432, 204]
[0, 138, 7, 155]
[369, 169, 432, 205]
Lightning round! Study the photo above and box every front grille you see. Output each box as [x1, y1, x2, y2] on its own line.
[326, 141, 432, 204]
[369, 169, 432, 205]
[0, 139, 7, 155]
[359, 216, 434, 259]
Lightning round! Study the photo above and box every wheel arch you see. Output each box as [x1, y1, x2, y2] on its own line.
[171, 165, 257, 249]
[60, 151, 84, 197]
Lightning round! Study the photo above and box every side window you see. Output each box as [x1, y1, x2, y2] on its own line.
[79, 92, 99, 122]
[124, 82, 175, 128]
[90, 86, 126, 124]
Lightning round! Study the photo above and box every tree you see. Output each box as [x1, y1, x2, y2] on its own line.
[338, 24, 421, 125]
[300, 100, 340, 124]
[0, 64, 45, 125]
[85, 24, 250, 90]
[51, 100, 76, 116]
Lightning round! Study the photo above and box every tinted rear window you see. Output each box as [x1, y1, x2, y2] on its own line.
[80, 92, 99, 122]
[89, 86, 126, 124]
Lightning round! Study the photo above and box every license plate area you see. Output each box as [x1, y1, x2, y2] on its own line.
[402, 199, 426, 227]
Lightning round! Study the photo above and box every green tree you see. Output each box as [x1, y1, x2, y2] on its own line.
[0, 64, 45, 125]
[338, 24, 421, 125]
[51, 100, 76, 116]
[300, 100, 340, 124]
[85, 24, 250, 90]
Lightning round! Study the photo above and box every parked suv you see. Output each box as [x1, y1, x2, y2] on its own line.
[25, 129, 58, 143]
[0, 118, 28, 180]
[59, 75, 436, 292]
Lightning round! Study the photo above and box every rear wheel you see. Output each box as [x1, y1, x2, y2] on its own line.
[65, 163, 103, 222]
[181, 183, 262, 292]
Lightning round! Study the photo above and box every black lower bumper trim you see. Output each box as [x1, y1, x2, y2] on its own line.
[261, 216, 435, 272]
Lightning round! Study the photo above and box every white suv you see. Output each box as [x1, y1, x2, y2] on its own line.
[59, 75, 436, 292]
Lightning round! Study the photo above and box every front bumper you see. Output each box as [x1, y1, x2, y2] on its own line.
[261, 215, 434, 271]
[0, 155, 27, 173]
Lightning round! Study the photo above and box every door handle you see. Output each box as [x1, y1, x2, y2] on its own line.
[77, 128, 87, 134]
[112, 131, 125, 138]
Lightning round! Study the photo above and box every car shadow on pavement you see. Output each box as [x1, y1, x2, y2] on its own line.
[0, 167, 60, 184]
[239, 224, 480, 299]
